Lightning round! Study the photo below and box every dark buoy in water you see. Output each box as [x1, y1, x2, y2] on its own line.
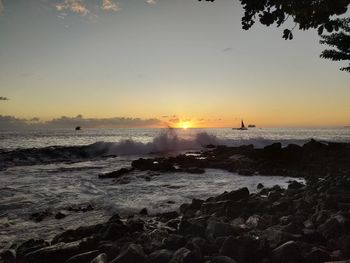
[75, 126, 81, 131]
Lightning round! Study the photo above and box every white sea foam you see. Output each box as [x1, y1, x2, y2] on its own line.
[89, 129, 221, 155]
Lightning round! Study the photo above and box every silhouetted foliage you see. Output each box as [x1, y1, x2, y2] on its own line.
[320, 18, 350, 72]
[199, 0, 350, 72]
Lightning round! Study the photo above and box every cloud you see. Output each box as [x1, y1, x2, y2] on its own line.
[146, 0, 156, 5]
[0, 115, 163, 130]
[0, 115, 30, 129]
[0, 96, 9, 101]
[0, 0, 4, 15]
[55, 0, 89, 16]
[222, 47, 233, 52]
[101, 0, 120, 12]
[47, 115, 162, 128]
[168, 117, 179, 123]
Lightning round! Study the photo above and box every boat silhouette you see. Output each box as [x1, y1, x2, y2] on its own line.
[232, 120, 248, 130]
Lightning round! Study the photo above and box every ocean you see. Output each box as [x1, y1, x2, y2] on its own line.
[1, 127, 350, 248]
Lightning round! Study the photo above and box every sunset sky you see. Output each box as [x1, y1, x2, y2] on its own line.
[0, 0, 349, 128]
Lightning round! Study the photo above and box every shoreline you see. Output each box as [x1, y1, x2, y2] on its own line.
[1, 140, 350, 262]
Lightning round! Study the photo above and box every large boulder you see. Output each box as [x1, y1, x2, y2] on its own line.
[145, 249, 174, 263]
[23, 241, 85, 263]
[111, 243, 145, 263]
[215, 188, 250, 202]
[271, 241, 303, 263]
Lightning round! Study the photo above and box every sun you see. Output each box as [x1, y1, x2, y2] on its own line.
[180, 121, 192, 129]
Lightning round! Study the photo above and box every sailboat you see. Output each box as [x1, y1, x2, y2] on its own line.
[232, 120, 248, 130]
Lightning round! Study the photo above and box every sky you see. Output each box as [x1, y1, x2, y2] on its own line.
[0, 0, 349, 128]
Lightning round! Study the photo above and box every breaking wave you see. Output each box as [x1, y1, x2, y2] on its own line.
[89, 129, 221, 155]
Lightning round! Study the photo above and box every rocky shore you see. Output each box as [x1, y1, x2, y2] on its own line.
[1, 140, 350, 263]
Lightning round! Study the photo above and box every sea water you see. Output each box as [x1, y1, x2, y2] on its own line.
[0, 127, 349, 248]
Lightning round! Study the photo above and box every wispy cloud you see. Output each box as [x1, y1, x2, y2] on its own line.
[0, 96, 9, 101]
[55, 0, 89, 16]
[0, 115, 163, 129]
[146, 0, 156, 5]
[0, 0, 4, 15]
[101, 0, 121, 12]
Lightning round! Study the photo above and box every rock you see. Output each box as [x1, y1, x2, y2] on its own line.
[206, 218, 236, 239]
[246, 215, 267, 229]
[16, 239, 49, 259]
[29, 209, 52, 222]
[139, 208, 148, 215]
[157, 211, 179, 222]
[90, 253, 108, 263]
[271, 241, 303, 263]
[162, 234, 187, 250]
[65, 250, 100, 263]
[305, 247, 331, 263]
[99, 168, 131, 179]
[67, 203, 94, 212]
[238, 169, 254, 176]
[219, 236, 262, 263]
[181, 199, 204, 217]
[23, 241, 84, 263]
[185, 167, 205, 174]
[52, 225, 99, 244]
[55, 211, 67, 219]
[288, 181, 304, 190]
[215, 188, 250, 202]
[0, 250, 15, 263]
[111, 243, 145, 263]
[319, 217, 344, 239]
[169, 247, 200, 263]
[257, 183, 264, 189]
[145, 249, 174, 263]
[98, 222, 129, 241]
[268, 190, 283, 202]
[210, 256, 238, 263]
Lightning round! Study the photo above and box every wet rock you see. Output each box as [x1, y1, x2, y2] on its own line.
[29, 209, 52, 222]
[23, 241, 84, 263]
[55, 211, 67, 219]
[67, 203, 94, 213]
[181, 199, 203, 217]
[206, 218, 237, 239]
[0, 250, 15, 263]
[319, 216, 345, 239]
[52, 225, 100, 244]
[169, 247, 200, 263]
[288, 180, 304, 190]
[145, 249, 174, 263]
[238, 169, 254, 176]
[246, 215, 267, 229]
[271, 241, 303, 263]
[65, 250, 100, 263]
[185, 167, 205, 174]
[16, 239, 49, 259]
[215, 188, 250, 202]
[257, 183, 264, 189]
[305, 247, 331, 263]
[162, 234, 187, 250]
[111, 243, 145, 263]
[157, 211, 179, 222]
[210, 256, 238, 263]
[90, 253, 108, 263]
[139, 208, 148, 215]
[219, 235, 262, 263]
[98, 223, 129, 241]
[99, 168, 132, 179]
